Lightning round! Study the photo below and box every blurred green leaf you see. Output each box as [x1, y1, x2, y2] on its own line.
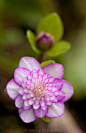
[27, 30, 41, 54]
[0, 0, 5, 13]
[46, 41, 71, 57]
[5, 0, 56, 29]
[41, 116, 52, 122]
[0, 55, 19, 74]
[37, 13, 63, 41]
[1, 29, 24, 46]
[61, 30, 86, 100]
[41, 60, 55, 67]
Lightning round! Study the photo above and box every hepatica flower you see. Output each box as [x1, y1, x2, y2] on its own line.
[6, 57, 73, 123]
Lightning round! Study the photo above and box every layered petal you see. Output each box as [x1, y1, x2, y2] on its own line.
[15, 95, 23, 108]
[56, 90, 65, 102]
[14, 68, 30, 85]
[46, 102, 64, 118]
[18, 57, 41, 71]
[53, 78, 63, 90]
[23, 106, 32, 110]
[43, 63, 64, 79]
[34, 108, 48, 118]
[62, 80, 74, 102]
[19, 108, 37, 123]
[6, 79, 20, 100]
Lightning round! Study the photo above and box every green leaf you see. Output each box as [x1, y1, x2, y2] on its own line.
[41, 116, 52, 122]
[37, 13, 63, 41]
[4, 88, 7, 94]
[41, 60, 55, 67]
[46, 41, 71, 57]
[26, 30, 41, 54]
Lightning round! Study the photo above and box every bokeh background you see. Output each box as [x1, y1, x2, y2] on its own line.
[0, 0, 86, 133]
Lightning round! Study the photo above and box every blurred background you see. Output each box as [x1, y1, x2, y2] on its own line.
[0, 0, 86, 133]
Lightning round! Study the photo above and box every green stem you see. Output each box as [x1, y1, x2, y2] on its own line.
[38, 51, 45, 63]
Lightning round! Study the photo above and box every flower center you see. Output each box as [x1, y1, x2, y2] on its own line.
[34, 82, 45, 97]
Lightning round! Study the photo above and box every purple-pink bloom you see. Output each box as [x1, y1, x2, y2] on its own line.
[36, 31, 54, 50]
[6, 57, 73, 123]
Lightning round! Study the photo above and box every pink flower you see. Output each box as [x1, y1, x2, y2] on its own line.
[6, 57, 73, 123]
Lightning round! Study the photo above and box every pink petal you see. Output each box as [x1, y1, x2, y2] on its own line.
[33, 103, 40, 110]
[28, 99, 34, 105]
[18, 87, 24, 95]
[19, 108, 37, 123]
[53, 78, 63, 90]
[23, 104, 32, 110]
[56, 90, 65, 101]
[46, 102, 64, 118]
[41, 105, 48, 110]
[22, 94, 28, 100]
[18, 57, 41, 71]
[18, 108, 23, 114]
[34, 108, 48, 118]
[40, 100, 45, 106]
[23, 106, 32, 110]
[15, 95, 23, 108]
[62, 80, 74, 102]
[14, 68, 30, 85]
[43, 63, 64, 79]
[6, 79, 20, 100]
[24, 100, 30, 106]
[38, 69, 45, 76]
[46, 101, 52, 105]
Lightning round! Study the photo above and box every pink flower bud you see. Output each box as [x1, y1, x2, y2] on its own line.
[36, 31, 54, 51]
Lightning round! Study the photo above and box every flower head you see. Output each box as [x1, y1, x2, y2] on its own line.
[6, 57, 73, 123]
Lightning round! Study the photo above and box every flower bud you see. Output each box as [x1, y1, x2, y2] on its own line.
[36, 31, 54, 51]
